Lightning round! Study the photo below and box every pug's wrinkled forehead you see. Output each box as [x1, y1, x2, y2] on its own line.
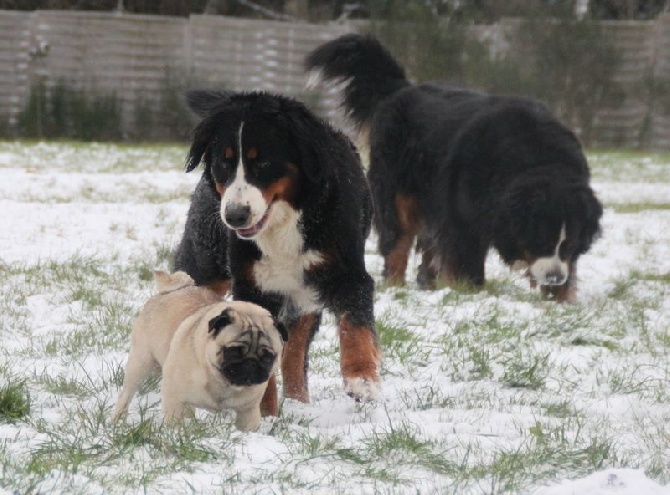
[207, 304, 287, 342]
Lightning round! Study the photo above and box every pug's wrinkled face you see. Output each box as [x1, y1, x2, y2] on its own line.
[206, 303, 287, 387]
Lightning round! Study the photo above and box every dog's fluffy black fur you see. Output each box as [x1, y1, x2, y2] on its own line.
[173, 90, 380, 405]
[173, 174, 230, 288]
[306, 34, 603, 301]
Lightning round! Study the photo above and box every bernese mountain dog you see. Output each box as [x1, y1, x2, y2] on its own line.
[172, 90, 381, 413]
[306, 34, 603, 302]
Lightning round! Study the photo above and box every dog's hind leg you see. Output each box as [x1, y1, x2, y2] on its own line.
[279, 312, 321, 403]
[416, 235, 438, 289]
[381, 194, 421, 286]
[111, 348, 158, 422]
[437, 232, 487, 288]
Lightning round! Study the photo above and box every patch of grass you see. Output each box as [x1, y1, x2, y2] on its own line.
[608, 277, 635, 300]
[0, 381, 31, 421]
[603, 365, 660, 396]
[467, 426, 617, 493]
[364, 421, 459, 477]
[570, 336, 619, 352]
[588, 151, 670, 182]
[610, 203, 670, 213]
[501, 351, 551, 390]
[631, 271, 670, 283]
[542, 400, 577, 419]
[376, 318, 427, 365]
[40, 374, 94, 398]
[483, 277, 540, 302]
[398, 385, 455, 411]
[27, 401, 236, 487]
[67, 285, 105, 309]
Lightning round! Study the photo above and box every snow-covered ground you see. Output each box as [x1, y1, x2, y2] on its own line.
[0, 142, 668, 494]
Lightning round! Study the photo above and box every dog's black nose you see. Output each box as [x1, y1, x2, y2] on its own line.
[225, 204, 251, 228]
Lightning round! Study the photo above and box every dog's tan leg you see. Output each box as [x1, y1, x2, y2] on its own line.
[111, 349, 158, 422]
[281, 312, 320, 403]
[383, 194, 421, 286]
[161, 366, 195, 423]
[339, 315, 381, 402]
[384, 235, 415, 286]
[260, 374, 279, 416]
[234, 405, 262, 432]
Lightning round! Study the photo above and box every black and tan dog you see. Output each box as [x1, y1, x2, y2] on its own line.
[306, 34, 603, 302]
[112, 271, 287, 431]
[173, 90, 381, 411]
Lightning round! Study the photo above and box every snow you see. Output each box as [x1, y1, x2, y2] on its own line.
[0, 142, 669, 494]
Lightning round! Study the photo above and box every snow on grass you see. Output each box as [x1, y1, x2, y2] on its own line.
[0, 141, 669, 494]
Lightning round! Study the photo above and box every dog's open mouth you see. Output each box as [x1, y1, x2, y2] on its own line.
[235, 205, 272, 239]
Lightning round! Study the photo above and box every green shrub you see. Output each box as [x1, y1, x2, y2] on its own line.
[18, 80, 122, 141]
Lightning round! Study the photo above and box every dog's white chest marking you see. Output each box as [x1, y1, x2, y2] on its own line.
[529, 224, 568, 285]
[253, 202, 323, 312]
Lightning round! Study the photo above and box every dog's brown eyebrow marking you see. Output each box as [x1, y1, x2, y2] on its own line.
[225, 146, 234, 159]
[246, 147, 258, 160]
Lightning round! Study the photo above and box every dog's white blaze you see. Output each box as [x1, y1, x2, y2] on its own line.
[356, 124, 371, 169]
[220, 122, 269, 229]
[253, 202, 323, 312]
[529, 224, 568, 285]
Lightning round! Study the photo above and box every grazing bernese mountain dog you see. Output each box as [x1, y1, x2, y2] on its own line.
[306, 34, 603, 302]
[172, 90, 380, 413]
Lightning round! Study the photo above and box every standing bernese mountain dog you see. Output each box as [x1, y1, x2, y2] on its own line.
[173, 90, 380, 413]
[306, 34, 603, 302]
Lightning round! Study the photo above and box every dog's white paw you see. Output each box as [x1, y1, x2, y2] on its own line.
[344, 377, 381, 403]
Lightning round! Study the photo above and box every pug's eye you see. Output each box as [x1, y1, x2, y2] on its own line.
[259, 349, 275, 365]
[223, 346, 244, 361]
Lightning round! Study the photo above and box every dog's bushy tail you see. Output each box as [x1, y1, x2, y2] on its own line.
[305, 34, 410, 127]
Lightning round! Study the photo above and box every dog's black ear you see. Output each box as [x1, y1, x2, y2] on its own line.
[185, 118, 213, 173]
[574, 186, 604, 254]
[280, 99, 356, 185]
[184, 90, 235, 173]
[208, 308, 235, 337]
[273, 316, 289, 342]
[184, 90, 233, 118]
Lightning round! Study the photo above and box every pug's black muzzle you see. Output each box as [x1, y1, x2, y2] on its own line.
[221, 359, 272, 386]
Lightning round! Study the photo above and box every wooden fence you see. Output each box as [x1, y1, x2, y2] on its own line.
[1, 10, 669, 149]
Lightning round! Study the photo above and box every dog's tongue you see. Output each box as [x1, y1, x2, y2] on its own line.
[236, 225, 259, 238]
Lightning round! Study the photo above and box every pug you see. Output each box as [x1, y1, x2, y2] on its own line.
[112, 271, 287, 431]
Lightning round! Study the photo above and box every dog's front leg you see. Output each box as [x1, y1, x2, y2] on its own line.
[321, 268, 381, 402]
[339, 314, 382, 402]
[162, 398, 195, 424]
[281, 312, 321, 403]
[234, 405, 262, 432]
[161, 368, 195, 423]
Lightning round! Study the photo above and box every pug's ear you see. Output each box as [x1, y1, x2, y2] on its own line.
[273, 317, 289, 342]
[208, 308, 235, 337]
